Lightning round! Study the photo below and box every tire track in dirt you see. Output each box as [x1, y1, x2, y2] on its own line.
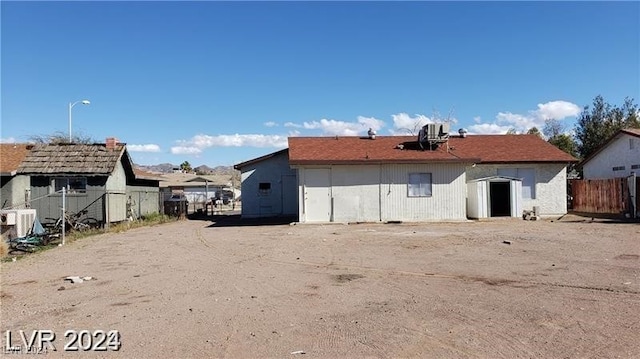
[266, 258, 640, 295]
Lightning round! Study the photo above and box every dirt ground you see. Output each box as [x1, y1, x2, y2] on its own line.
[1, 214, 639, 358]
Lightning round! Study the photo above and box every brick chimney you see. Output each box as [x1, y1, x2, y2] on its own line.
[106, 137, 120, 150]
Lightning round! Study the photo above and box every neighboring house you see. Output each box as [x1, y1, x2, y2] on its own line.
[236, 133, 576, 223]
[234, 149, 297, 218]
[580, 128, 640, 179]
[0, 144, 32, 209]
[16, 138, 160, 226]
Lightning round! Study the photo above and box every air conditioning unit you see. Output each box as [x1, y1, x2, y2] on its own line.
[0, 209, 37, 239]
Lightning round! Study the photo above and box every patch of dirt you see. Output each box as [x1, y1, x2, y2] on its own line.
[615, 254, 639, 260]
[332, 273, 365, 283]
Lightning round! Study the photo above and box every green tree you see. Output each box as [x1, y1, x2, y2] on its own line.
[575, 95, 639, 159]
[180, 161, 192, 173]
[526, 127, 542, 138]
[543, 119, 577, 157]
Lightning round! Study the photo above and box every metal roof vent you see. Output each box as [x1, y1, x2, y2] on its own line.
[367, 128, 376, 140]
[458, 128, 468, 138]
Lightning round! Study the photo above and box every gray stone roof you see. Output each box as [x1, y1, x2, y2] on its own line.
[17, 143, 126, 175]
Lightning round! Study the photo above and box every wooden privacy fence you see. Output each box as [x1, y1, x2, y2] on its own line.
[570, 178, 629, 214]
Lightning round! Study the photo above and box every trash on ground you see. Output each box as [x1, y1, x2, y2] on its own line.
[291, 350, 306, 355]
[65, 276, 94, 284]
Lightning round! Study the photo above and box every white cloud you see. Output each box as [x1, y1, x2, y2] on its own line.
[264, 121, 277, 127]
[170, 146, 202, 155]
[467, 123, 512, 134]
[496, 112, 538, 130]
[172, 134, 288, 156]
[0, 137, 16, 143]
[301, 116, 384, 136]
[471, 100, 581, 135]
[473, 116, 482, 123]
[284, 122, 303, 128]
[391, 113, 434, 132]
[128, 144, 161, 153]
[535, 101, 581, 120]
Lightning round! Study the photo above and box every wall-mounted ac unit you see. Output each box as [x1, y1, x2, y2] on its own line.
[0, 209, 37, 239]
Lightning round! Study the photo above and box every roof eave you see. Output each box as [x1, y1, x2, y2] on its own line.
[479, 159, 578, 164]
[289, 158, 480, 166]
[234, 148, 288, 170]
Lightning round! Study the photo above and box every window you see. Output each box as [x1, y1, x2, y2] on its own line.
[631, 164, 640, 170]
[258, 182, 271, 196]
[613, 166, 626, 171]
[408, 173, 432, 197]
[54, 177, 87, 194]
[498, 168, 536, 199]
[630, 138, 635, 150]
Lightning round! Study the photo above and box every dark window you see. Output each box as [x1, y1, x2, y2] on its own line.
[259, 182, 271, 196]
[612, 166, 625, 171]
[54, 177, 87, 194]
[631, 164, 640, 170]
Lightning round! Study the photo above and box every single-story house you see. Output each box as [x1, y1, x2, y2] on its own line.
[16, 138, 160, 226]
[236, 132, 576, 222]
[234, 149, 297, 218]
[580, 128, 640, 179]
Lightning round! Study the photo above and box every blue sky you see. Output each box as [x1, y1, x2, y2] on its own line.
[2, 1, 639, 167]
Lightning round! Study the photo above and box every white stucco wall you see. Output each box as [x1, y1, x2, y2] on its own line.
[296, 163, 468, 223]
[466, 163, 568, 216]
[239, 151, 297, 218]
[583, 133, 640, 179]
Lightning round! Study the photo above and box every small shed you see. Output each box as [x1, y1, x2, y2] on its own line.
[467, 176, 522, 219]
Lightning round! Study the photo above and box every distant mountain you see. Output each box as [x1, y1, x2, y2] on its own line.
[194, 164, 214, 174]
[135, 163, 238, 176]
[134, 163, 176, 173]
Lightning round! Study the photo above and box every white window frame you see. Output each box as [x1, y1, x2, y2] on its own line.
[407, 173, 432, 197]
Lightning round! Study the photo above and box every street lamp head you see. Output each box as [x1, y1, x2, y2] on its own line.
[81, 100, 91, 105]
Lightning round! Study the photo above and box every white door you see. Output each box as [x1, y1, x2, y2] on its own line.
[510, 180, 523, 217]
[304, 169, 331, 222]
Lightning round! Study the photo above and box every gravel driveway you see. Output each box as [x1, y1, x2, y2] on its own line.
[1, 215, 639, 358]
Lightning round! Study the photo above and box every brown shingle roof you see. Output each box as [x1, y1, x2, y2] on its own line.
[0, 144, 33, 175]
[17, 143, 126, 175]
[288, 134, 577, 165]
[451, 134, 577, 163]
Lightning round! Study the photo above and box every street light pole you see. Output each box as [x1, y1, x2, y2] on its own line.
[68, 99, 91, 142]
